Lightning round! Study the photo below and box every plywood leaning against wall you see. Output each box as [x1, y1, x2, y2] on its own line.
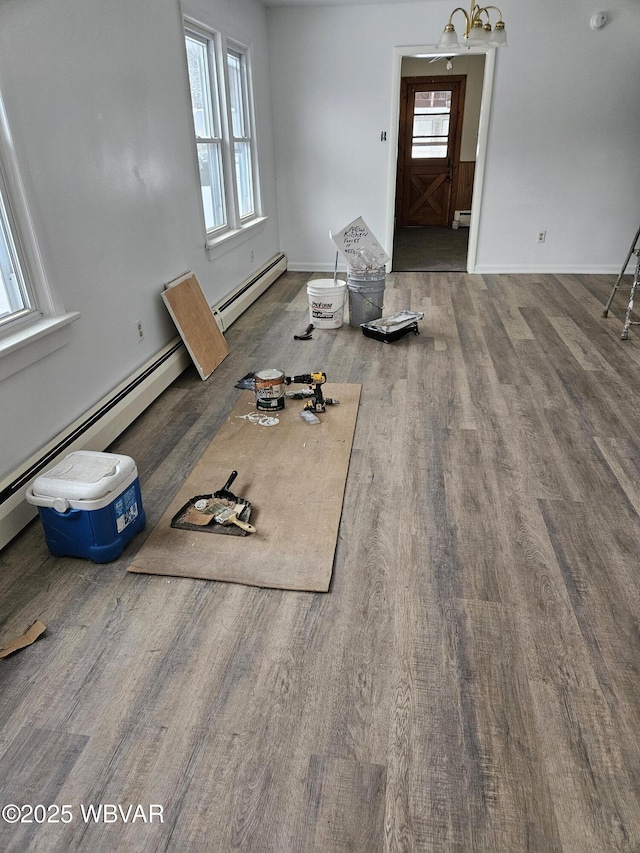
[162, 272, 229, 380]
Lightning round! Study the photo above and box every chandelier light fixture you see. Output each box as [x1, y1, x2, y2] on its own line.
[437, 3, 508, 49]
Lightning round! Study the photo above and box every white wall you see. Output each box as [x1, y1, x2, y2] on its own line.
[267, 0, 640, 273]
[0, 0, 279, 482]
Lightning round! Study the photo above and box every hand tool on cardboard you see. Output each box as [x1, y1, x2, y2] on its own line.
[211, 500, 256, 533]
[294, 323, 314, 340]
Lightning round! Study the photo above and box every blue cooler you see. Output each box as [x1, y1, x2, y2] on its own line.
[26, 451, 146, 563]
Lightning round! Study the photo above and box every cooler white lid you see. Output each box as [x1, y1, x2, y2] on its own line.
[31, 451, 137, 502]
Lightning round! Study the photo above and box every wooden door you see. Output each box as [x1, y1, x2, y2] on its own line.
[396, 77, 466, 227]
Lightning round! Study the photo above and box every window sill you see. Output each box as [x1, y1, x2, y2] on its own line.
[0, 311, 80, 382]
[205, 216, 268, 260]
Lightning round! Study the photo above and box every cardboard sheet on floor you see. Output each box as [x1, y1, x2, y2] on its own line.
[127, 384, 361, 591]
[0, 620, 46, 659]
[162, 272, 229, 380]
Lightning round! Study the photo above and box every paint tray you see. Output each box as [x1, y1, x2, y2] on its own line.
[170, 495, 254, 536]
[361, 311, 423, 343]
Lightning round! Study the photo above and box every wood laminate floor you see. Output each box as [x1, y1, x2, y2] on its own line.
[1, 271, 640, 852]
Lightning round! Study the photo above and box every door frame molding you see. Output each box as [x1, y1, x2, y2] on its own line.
[386, 46, 497, 274]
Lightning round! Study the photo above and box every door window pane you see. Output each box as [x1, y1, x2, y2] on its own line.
[412, 90, 452, 159]
[411, 140, 448, 158]
[413, 114, 450, 137]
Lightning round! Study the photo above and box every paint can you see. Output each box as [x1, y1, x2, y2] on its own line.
[254, 369, 285, 411]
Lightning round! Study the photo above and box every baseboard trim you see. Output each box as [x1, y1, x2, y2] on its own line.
[472, 265, 630, 275]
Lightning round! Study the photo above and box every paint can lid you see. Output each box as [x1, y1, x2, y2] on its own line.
[255, 369, 284, 381]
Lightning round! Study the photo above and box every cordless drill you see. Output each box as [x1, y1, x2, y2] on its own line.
[284, 372, 339, 413]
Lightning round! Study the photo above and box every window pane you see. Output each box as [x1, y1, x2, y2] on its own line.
[186, 36, 215, 139]
[197, 143, 226, 230]
[0, 189, 30, 321]
[227, 51, 246, 138]
[234, 141, 254, 218]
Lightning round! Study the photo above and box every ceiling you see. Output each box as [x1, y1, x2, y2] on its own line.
[260, 0, 428, 7]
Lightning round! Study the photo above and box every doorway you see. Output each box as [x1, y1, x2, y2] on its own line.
[390, 53, 487, 272]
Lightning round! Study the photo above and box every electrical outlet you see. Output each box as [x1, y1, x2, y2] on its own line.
[537, 231, 546, 243]
[135, 320, 144, 341]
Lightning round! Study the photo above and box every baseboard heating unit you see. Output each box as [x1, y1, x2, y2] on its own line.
[0, 252, 287, 549]
[213, 253, 287, 331]
[452, 210, 472, 229]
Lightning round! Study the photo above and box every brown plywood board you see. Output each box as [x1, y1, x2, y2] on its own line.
[162, 273, 229, 380]
[128, 384, 361, 591]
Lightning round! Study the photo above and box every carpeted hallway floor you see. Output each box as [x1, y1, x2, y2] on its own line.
[392, 226, 469, 272]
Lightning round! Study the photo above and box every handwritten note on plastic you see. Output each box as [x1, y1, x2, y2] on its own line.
[331, 217, 390, 271]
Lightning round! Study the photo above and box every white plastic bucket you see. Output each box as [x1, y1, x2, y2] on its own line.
[307, 279, 347, 328]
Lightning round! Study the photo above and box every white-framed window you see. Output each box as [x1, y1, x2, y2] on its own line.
[184, 22, 260, 243]
[0, 89, 79, 380]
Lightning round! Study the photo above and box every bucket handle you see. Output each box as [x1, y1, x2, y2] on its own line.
[352, 292, 384, 311]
